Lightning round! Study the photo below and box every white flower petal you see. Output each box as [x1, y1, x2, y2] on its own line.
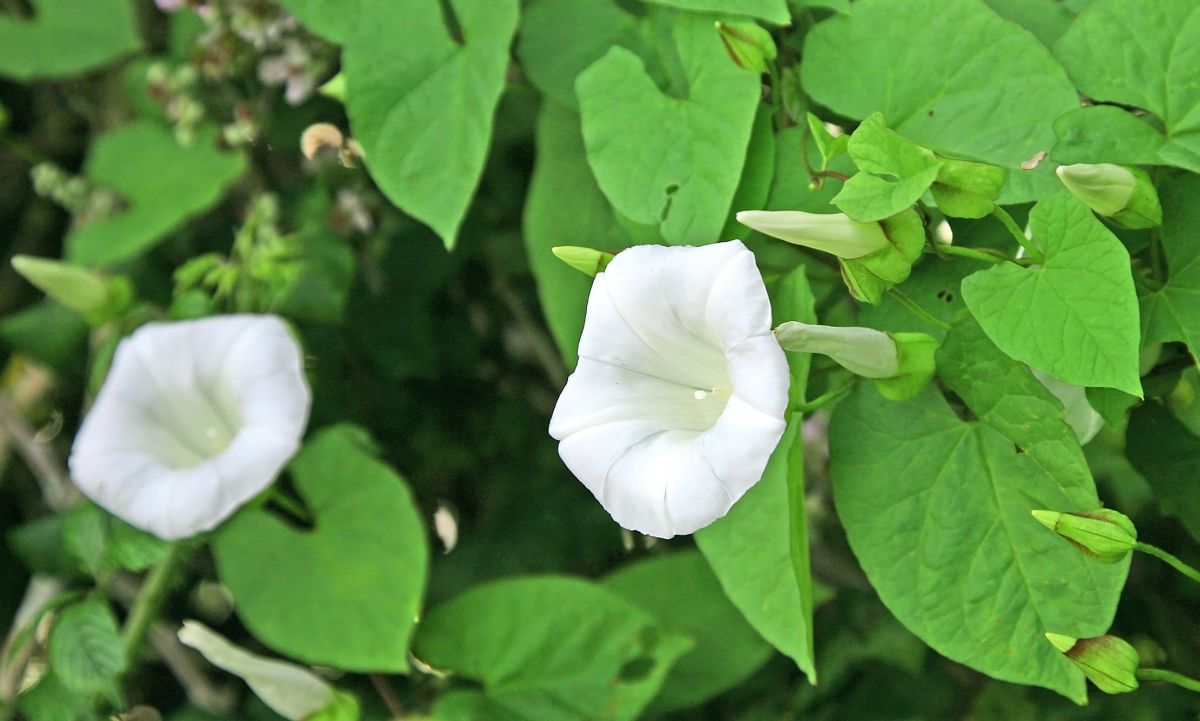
[69, 314, 310, 540]
[178, 620, 334, 721]
[551, 240, 789, 538]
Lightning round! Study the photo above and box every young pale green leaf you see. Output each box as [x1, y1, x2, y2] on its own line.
[277, 0, 359, 43]
[1139, 173, 1200, 362]
[1052, 0, 1200, 173]
[961, 192, 1142, 396]
[0, 0, 140, 81]
[576, 13, 761, 246]
[834, 113, 942, 222]
[829, 380, 1127, 702]
[62, 502, 170, 576]
[213, 425, 428, 672]
[801, 0, 1078, 203]
[414, 577, 692, 721]
[523, 102, 633, 368]
[1126, 403, 1200, 544]
[65, 122, 247, 267]
[343, 0, 518, 248]
[603, 550, 772, 712]
[696, 267, 817, 683]
[48, 597, 126, 696]
[639, 0, 790, 24]
[806, 113, 849, 170]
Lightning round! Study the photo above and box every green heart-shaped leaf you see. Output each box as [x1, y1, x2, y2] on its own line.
[213, 425, 428, 672]
[961, 192, 1141, 396]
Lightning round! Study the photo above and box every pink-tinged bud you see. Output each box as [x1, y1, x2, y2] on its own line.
[1045, 633, 1139, 694]
[1031, 508, 1136, 564]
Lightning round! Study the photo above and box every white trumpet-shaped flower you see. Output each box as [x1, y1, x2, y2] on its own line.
[69, 314, 311, 540]
[178, 621, 336, 720]
[549, 240, 789, 539]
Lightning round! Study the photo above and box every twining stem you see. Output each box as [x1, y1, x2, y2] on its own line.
[1137, 668, 1200, 693]
[122, 543, 189, 659]
[991, 206, 1044, 262]
[887, 289, 951, 331]
[1136, 542, 1200, 584]
[931, 244, 1007, 265]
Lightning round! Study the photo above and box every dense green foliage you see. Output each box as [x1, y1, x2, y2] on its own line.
[1, 0, 1199, 719]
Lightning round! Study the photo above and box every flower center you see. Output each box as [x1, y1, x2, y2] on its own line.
[151, 386, 242, 468]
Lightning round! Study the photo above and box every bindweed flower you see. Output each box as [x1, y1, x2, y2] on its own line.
[1031, 508, 1137, 564]
[179, 621, 359, 721]
[773, 322, 937, 401]
[1056, 163, 1162, 229]
[549, 240, 789, 538]
[69, 315, 310, 540]
[1045, 633, 1139, 694]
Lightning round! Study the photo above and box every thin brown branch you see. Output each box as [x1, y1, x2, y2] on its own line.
[0, 394, 78, 512]
[369, 673, 406, 719]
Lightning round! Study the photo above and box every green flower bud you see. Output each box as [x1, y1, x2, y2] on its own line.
[774, 322, 900, 378]
[1056, 163, 1162, 229]
[11, 255, 132, 326]
[735, 210, 890, 260]
[551, 246, 615, 277]
[774, 322, 937, 400]
[715, 20, 776, 74]
[930, 157, 1007, 219]
[838, 208, 925, 305]
[1045, 633, 1139, 694]
[1031, 508, 1137, 564]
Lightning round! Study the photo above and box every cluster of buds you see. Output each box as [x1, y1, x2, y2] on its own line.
[147, 62, 207, 146]
[737, 209, 925, 304]
[29, 163, 124, 226]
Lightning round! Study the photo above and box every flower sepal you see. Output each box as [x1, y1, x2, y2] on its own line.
[871, 332, 938, 401]
[838, 208, 924, 304]
[930, 157, 1007, 219]
[11, 255, 133, 326]
[1056, 163, 1162, 229]
[1045, 633, 1140, 694]
[306, 690, 361, 721]
[1031, 508, 1137, 564]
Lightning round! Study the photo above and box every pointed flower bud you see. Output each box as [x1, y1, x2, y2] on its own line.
[773, 323, 936, 401]
[735, 210, 890, 260]
[552, 246, 615, 277]
[1045, 633, 1139, 694]
[715, 20, 776, 73]
[1056, 163, 1162, 229]
[11, 255, 133, 325]
[1031, 508, 1137, 564]
[179, 621, 358, 720]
